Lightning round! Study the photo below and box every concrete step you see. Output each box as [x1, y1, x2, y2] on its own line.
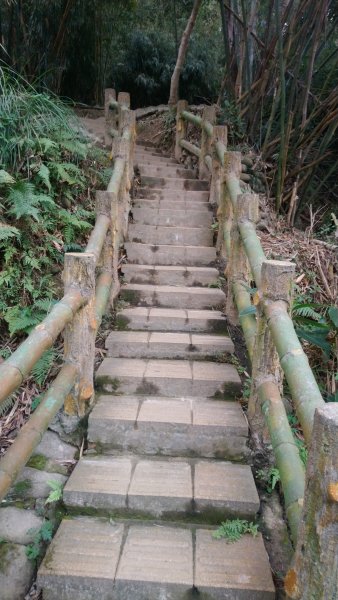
[138, 187, 209, 201]
[95, 358, 241, 398]
[105, 331, 233, 360]
[136, 163, 196, 180]
[125, 242, 216, 266]
[127, 224, 213, 247]
[134, 156, 179, 167]
[132, 207, 213, 227]
[115, 307, 228, 333]
[135, 149, 172, 159]
[120, 283, 224, 309]
[133, 198, 211, 212]
[63, 455, 259, 520]
[38, 518, 275, 600]
[88, 396, 248, 460]
[122, 265, 218, 286]
[141, 175, 209, 191]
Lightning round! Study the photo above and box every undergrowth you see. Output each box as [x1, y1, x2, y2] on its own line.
[0, 66, 110, 342]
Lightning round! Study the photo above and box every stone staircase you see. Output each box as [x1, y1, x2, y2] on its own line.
[37, 142, 275, 599]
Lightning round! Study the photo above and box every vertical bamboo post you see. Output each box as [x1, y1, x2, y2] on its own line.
[249, 259, 295, 436]
[223, 152, 242, 324]
[95, 191, 113, 274]
[199, 105, 216, 180]
[175, 100, 188, 162]
[104, 88, 116, 148]
[210, 126, 227, 254]
[285, 404, 338, 600]
[63, 253, 96, 416]
[110, 190, 120, 303]
[117, 92, 131, 133]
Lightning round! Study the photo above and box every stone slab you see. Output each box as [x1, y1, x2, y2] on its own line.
[121, 283, 225, 309]
[133, 198, 211, 211]
[128, 224, 213, 246]
[195, 530, 275, 599]
[33, 430, 77, 461]
[122, 264, 218, 286]
[88, 395, 248, 461]
[194, 461, 259, 517]
[138, 187, 209, 201]
[105, 330, 233, 359]
[137, 164, 196, 179]
[116, 307, 228, 333]
[132, 207, 213, 228]
[125, 242, 216, 266]
[95, 358, 241, 398]
[11, 468, 67, 500]
[142, 175, 208, 191]
[63, 457, 132, 510]
[115, 525, 193, 599]
[0, 542, 35, 600]
[38, 518, 124, 600]
[128, 459, 192, 516]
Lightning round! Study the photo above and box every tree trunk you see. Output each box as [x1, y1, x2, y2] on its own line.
[168, 0, 202, 106]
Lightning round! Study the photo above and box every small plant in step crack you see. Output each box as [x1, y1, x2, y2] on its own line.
[257, 466, 281, 493]
[208, 276, 225, 289]
[45, 480, 64, 505]
[213, 519, 259, 543]
[26, 520, 54, 561]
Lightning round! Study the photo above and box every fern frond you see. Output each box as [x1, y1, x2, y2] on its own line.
[0, 223, 20, 242]
[0, 169, 15, 185]
[0, 395, 16, 417]
[32, 348, 56, 386]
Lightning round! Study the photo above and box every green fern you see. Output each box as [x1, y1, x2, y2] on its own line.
[31, 348, 57, 386]
[0, 395, 16, 417]
[0, 223, 20, 241]
[213, 519, 259, 543]
[0, 169, 15, 185]
[37, 164, 51, 191]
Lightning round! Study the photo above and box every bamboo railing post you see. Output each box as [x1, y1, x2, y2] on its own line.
[210, 126, 227, 255]
[63, 253, 96, 416]
[117, 92, 131, 133]
[223, 152, 242, 324]
[95, 191, 113, 274]
[104, 88, 116, 148]
[285, 404, 338, 600]
[175, 100, 188, 162]
[199, 105, 216, 180]
[249, 258, 295, 439]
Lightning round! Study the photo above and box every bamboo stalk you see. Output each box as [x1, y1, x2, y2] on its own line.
[0, 364, 77, 502]
[181, 110, 202, 127]
[259, 380, 305, 544]
[179, 138, 201, 157]
[85, 214, 110, 264]
[0, 290, 84, 407]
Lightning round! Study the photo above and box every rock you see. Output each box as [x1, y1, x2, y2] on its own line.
[12, 468, 67, 500]
[0, 543, 34, 600]
[33, 430, 77, 462]
[0, 507, 43, 545]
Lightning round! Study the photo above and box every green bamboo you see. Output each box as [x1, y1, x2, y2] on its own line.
[179, 138, 201, 157]
[85, 214, 110, 264]
[264, 302, 325, 442]
[0, 364, 77, 502]
[225, 174, 242, 207]
[232, 280, 257, 361]
[181, 110, 202, 127]
[107, 157, 125, 193]
[95, 272, 113, 326]
[216, 140, 226, 165]
[0, 290, 84, 407]
[203, 120, 214, 138]
[260, 380, 305, 544]
[237, 220, 266, 287]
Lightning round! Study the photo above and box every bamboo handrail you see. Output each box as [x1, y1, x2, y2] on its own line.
[0, 364, 77, 501]
[174, 99, 327, 549]
[86, 214, 110, 263]
[0, 290, 84, 407]
[179, 138, 201, 157]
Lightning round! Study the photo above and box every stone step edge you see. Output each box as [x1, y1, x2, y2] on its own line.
[37, 518, 275, 599]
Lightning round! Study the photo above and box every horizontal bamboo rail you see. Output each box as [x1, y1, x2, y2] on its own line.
[179, 138, 201, 157]
[0, 89, 136, 503]
[175, 99, 328, 557]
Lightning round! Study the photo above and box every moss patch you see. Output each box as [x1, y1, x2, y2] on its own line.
[0, 542, 17, 573]
[27, 454, 48, 471]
